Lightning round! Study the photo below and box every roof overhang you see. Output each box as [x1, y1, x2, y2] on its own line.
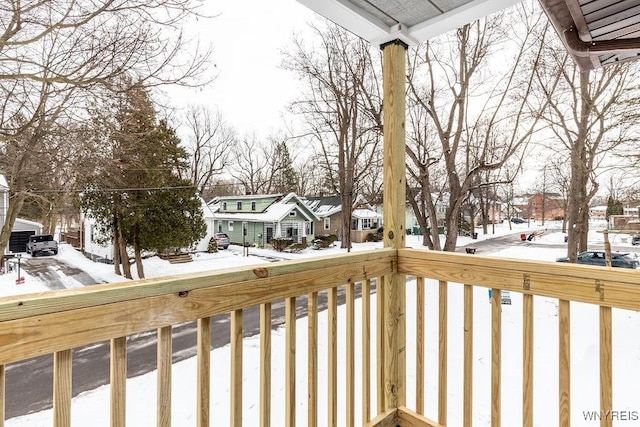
[296, 0, 522, 46]
[539, 0, 640, 70]
[297, 0, 640, 70]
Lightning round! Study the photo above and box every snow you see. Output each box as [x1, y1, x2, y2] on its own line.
[3, 220, 639, 426]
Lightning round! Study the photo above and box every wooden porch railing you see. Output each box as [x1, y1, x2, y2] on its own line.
[0, 247, 638, 426]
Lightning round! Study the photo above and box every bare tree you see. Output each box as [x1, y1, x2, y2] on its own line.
[534, 46, 640, 260]
[183, 105, 236, 198]
[230, 134, 271, 195]
[283, 21, 383, 250]
[406, 4, 552, 251]
[0, 0, 211, 254]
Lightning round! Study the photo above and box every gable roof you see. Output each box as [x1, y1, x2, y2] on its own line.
[213, 192, 319, 223]
[304, 195, 343, 217]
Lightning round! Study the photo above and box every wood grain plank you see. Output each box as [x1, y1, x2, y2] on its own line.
[307, 293, 318, 427]
[231, 310, 243, 427]
[260, 304, 271, 427]
[0, 250, 396, 323]
[416, 277, 425, 415]
[285, 297, 296, 427]
[463, 284, 473, 427]
[197, 317, 211, 427]
[398, 405, 446, 427]
[559, 300, 570, 427]
[346, 282, 355, 427]
[491, 289, 501, 427]
[523, 294, 533, 427]
[157, 326, 172, 427]
[362, 279, 371, 423]
[600, 306, 612, 427]
[398, 249, 640, 311]
[110, 337, 127, 427]
[0, 253, 395, 365]
[53, 349, 72, 427]
[438, 280, 447, 425]
[328, 287, 338, 427]
[0, 365, 4, 427]
[377, 276, 385, 415]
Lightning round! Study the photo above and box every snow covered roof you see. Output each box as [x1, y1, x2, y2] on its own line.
[352, 208, 382, 219]
[214, 193, 319, 223]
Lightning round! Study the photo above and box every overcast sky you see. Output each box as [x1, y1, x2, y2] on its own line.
[169, 0, 316, 137]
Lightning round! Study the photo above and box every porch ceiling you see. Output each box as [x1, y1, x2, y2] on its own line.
[297, 0, 640, 70]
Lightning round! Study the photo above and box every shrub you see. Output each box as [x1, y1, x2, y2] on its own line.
[285, 243, 307, 253]
[272, 238, 294, 252]
[365, 230, 383, 242]
[312, 234, 338, 249]
[207, 237, 218, 253]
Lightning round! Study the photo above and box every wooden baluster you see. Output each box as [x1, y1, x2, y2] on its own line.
[439, 280, 448, 425]
[491, 289, 501, 427]
[376, 276, 385, 415]
[559, 300, 570, 427]
[260, 304, 272, 427]
[600, 306, 612, 427]
[157, 326, 172, 427]
[111, 337, 127, 427]
[307, 293, 318, 427]
[362, 279, 371, 423]
[328, 287, 338, 427]
[416, 277, 425, 415]
[285, 297, 296, 427]
[463, 284, 473, 426]
[197, 318, 211, 427]
[523, 294, 533, 427]
[346, 282, 355, 427]
[231, 310, 243, 427]
[53, 349, 72, 427]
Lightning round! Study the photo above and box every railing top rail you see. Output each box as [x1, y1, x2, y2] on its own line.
[0, 248, 395, 365]
[398, 248, 640, 311]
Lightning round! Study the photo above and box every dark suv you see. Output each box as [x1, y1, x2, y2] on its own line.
[556, 250, 639, 269]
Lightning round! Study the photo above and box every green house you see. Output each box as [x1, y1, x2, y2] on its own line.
[209, 193, 320, 247]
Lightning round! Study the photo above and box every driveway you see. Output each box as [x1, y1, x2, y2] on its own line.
[19, 255, 106, 290]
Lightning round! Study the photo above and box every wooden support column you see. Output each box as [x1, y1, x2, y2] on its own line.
[381, 39, 407, 411]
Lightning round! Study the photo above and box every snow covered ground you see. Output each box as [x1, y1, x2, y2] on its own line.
[3, 220, 640, 426]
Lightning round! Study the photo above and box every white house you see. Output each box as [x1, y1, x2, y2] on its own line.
[82, 196, 217, 261]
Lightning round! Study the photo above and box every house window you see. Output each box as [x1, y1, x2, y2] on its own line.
[324, 217, 330, 230]
[289, 211, 296, 217]
[362, 218, 372, 229]
[228, 221, 234, 231]
[223, 202, 227, 210]
[237, 202, 242, 210]
[251, 201, 256, 211]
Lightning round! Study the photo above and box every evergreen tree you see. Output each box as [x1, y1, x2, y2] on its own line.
[606, 196, 623, 220]
[81, 83, 205, 279]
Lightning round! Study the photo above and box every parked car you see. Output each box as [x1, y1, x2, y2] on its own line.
[26, 234, 58, 256]
[510, 217, 525, 224]
[632, 235, 640, 246]
[556, 250, 639, 269]
[214, 232, 230, 249]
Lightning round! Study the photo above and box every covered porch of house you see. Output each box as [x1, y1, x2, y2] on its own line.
[2, 0, 640, 426]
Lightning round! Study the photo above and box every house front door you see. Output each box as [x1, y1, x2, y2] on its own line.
[266, 227, 273, 243]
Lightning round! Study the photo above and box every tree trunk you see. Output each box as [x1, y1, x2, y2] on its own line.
[566, 70, 591, 262]
[116, 214, 132, 279]
[0, 192, 27, 255]
[134, 245, 145, 279]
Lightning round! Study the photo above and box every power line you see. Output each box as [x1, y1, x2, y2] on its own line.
[28, 185, 196, 194]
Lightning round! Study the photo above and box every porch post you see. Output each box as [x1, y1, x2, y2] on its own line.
[381, 39, 407, 411]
